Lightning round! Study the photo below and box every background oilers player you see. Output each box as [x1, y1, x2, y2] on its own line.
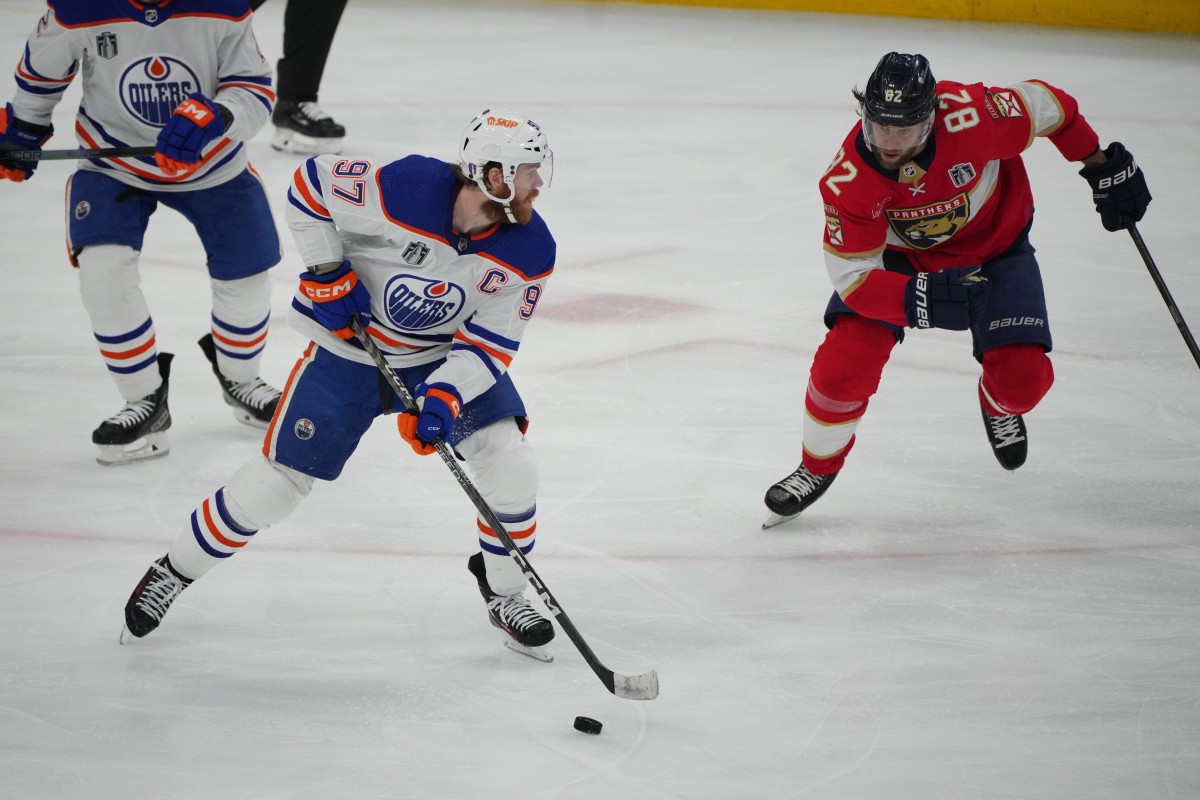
[120, 110, 562, 662]
[762, 52, 1151, 527]
[0, 0, 285, 466]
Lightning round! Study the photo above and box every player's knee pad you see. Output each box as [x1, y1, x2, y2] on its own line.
[75, 244, 142, 317]
[811, 315, 895, 401]
[223, 455, 314, 529]
[981, 344, 1054, 414]
[458, 420, 538, 513]
[210, 272, 272, 324]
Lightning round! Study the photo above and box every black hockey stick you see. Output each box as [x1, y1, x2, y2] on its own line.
[6, 145, 156, 161]
[1126, 221, 1200, 370]
[349, 316, 659, 700]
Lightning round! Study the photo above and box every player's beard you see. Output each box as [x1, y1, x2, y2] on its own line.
[484, 189, 539, 226]
[872, 145, 922, 171]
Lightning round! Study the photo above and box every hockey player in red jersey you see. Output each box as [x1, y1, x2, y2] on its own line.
[763, 52, 1151, 527]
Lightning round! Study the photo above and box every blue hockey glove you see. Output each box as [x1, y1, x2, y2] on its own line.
[903, 266, 989, 331]
[397, 382, 462, 455]
[298, 260, 372, 339]
[0, 103, 53, 182]
[1079, 142, 1151, 232]
[155, 93, 226, 175]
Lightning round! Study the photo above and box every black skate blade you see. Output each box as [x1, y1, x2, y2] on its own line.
[96, 433, 170, 467]
[229, 406, 270, 430]
[503, 639, 554, 663]
[762, 511, 800, 530]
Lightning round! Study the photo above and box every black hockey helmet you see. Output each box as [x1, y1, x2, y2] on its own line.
[861, 52, 936, 127]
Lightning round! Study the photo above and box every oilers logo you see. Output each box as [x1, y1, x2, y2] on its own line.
[119, 56, 201, 127]
[384, 274, 466, 332]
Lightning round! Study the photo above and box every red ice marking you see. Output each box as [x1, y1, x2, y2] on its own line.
[537, 292, 704, 322]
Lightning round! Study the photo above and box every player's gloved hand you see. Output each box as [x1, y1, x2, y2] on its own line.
[298, 260, 372, 339]
[0, 103, 53, 182]
[903, 266, 989, 331]
[397, 382, 462, 455]
[1079, 142, 1151, 232]
[155, 93, 226, 176]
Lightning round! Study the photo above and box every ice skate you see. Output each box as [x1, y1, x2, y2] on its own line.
[198, 334, 281, 428]
[762, 464, 838, 529]
[93, 352, 173, 466]
[467, 552, 554, 662]
[980, 404, 1028, 470]
[269, 99, 345, 155]
[120, 555, 193, 643]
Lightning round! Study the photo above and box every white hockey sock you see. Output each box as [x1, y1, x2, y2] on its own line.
[209, 272, 272, 384]
[76, 244, 160, 401]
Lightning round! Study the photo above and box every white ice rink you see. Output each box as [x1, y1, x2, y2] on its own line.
[1, 1, 1198, 797]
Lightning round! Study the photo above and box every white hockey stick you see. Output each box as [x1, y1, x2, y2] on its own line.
[349, 316, 659, 701]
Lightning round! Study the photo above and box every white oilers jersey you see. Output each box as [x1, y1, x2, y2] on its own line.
[12, 0, 274, 192]
[285, 154, 556, 404]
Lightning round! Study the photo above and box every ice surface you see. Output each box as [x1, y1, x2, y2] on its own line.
[1, 1, 1197, 798]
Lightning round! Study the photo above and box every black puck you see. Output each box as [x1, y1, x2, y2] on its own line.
[573, 716, 602, 735]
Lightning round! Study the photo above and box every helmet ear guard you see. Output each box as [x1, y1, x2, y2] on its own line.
[458, 109, 553, 221]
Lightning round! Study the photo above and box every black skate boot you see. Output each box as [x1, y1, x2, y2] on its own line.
[270, 98, 346, 155]
[198, 334, 281, 429]
[980, 403, 1028, 470]
[120, 555, 193, 643]
[762, 464, 838, 529]
[93, 352, 173, 466]
[467, 552, 555, 661]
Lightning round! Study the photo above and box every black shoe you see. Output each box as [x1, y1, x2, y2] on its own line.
[93, 352, 173, 466]
[198, 334, 281, 428]
[122, 555, 192, 640]
[270, 99, 345, 155]
[981, 403, 1028, 470]
[467, 553, 554, 648]
[764, 464, 838, 518]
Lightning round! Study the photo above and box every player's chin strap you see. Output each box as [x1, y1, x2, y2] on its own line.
[474, 178, 518, 224]
[348, 314, 659, 701]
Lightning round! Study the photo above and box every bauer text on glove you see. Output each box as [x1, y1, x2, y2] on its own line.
[1079, 142, 1151, 232]
[903, 266, 989, 331]
[298, 260, 372, 338]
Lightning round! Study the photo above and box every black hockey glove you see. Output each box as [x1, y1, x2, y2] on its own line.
[1079, 142, 1151, 232]
[0, 102, 53, 182]
[903, 266, 989, 331]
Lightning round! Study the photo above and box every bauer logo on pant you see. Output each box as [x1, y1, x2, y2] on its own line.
[294, 419, 315, 440]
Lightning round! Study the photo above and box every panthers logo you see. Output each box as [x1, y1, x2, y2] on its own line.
[886, 193, 970, 250]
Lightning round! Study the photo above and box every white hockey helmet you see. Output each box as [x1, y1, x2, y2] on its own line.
[459, 109, 553, 215]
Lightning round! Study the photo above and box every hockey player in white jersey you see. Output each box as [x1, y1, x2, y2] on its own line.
[0, 0, 284, 465]
[121, 110, 560, 660]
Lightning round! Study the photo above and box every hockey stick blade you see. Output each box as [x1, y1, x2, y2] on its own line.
[347, 315, 659, 700]
[8, 146, 157, 162]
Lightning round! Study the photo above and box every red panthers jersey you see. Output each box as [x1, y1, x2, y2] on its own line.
[819, 79, 1101, 326]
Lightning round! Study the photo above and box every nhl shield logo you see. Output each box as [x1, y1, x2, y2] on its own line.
[402, 241, 430, 266]
[96, 32, 118, 60]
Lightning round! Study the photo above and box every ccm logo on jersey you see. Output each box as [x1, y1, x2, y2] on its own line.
[302, 275, 357, 301]
[1096, 161, 1139, 190]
